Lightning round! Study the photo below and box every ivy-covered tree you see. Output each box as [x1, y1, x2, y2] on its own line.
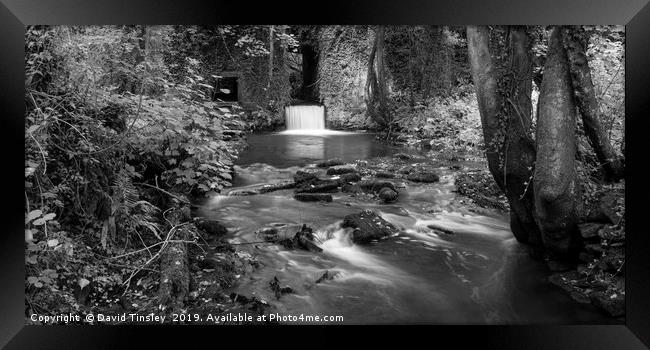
[466, 25, 540, 245]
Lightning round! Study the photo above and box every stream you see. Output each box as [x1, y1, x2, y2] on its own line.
[194, 131, 615, 324]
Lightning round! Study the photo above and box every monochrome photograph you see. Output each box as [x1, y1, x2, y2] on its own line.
[24, 25, 625, 325]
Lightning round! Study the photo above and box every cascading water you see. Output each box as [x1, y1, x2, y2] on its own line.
[285, 105, 325, 131]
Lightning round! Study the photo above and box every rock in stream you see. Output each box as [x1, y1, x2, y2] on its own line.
[342, 210, 399, 244]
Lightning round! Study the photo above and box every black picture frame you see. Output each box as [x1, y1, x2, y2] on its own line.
[1, 0, 648, 348]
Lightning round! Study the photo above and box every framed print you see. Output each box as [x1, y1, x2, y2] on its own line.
[1, 0, 649, 348]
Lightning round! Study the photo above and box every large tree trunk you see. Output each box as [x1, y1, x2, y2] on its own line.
[534, 27, 581, 258]
[562, 26, 624, 182]
[467, 26, 540, 245]
[375, 26, 389, 123]
[466, 26, 502, 184]
[502, 26, 542, 246]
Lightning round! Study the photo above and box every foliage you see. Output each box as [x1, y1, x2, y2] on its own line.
[317, 26, 374, 129]
[167, 25, 296, 130]
[385, 26, 469, 101]
[586, 25, 625, 152]
[315, 25, 470, 131]
[392, 88, 483, 155]
[24, 25, 252, 318]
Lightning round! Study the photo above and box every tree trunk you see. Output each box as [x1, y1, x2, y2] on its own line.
[467, 25, 540, 245]
[365, 26, 388, 127]
[502, 26, 542, 246]
[534, 27, 581, 258]
[375, 26, 389, 124]
[562, 26, 624, 182]
[466, 26, 502, 183]
[365, 31, 379, 117]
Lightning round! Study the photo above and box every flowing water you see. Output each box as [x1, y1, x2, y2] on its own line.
[194, 131, 615, 324]
[284, 105, 325, 131]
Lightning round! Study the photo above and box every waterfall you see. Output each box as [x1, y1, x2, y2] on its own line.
[285, 105, 325, 131]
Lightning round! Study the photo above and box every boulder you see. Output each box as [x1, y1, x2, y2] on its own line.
[407, 172, 440, 183]
[326, 165, 357, 175]
[278, 225, 323, 253]
[295, 179, 340, 193]
[378, 187, 398, 203]
[294, 193, 333, 202]
[229, 293, 271, 313]
[194, 218, 228, 236]
[269, 276, 294, 300]
[590, 291, 625, 317]
[357, 180, 397, 193]
[255, 227, 279, 242]
[376, 171, 395, 178]
[315, 270, 337, 284]
[294, 170, 319, 185]
[341, 183, 363, 194]
[317, 159, 344, 168]
[342, 210, 399, 244]
[338, 172, 361, 184]
[548, 271, 591, 304]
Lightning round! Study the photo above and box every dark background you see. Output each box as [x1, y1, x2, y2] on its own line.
[1, 0, 649, 348]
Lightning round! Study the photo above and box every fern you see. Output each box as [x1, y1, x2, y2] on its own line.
[108, 168, 162, 247]
[111, 168, 139, 210]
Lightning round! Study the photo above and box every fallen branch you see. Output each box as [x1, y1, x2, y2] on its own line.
[157, 203, 194, 310]
[120, 222, 193, 295]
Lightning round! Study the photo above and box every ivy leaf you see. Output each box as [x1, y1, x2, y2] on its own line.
[26, 125, 39, 134]
[25, 229, 33, 242]
[78, 278, 90, 290]
[25, 167, 36, 177]
[26, 254, 38, 265]
[32, 218, 47, 226]
[26, 210, 42, 223]
[47, 239, 59, 247]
